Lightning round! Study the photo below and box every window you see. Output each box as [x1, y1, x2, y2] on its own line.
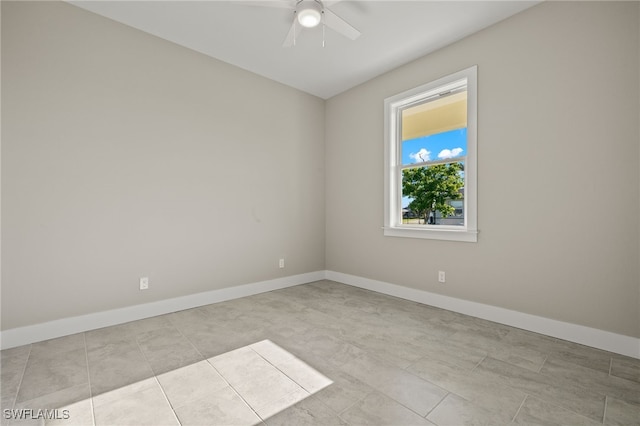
[384, 66, 477, 242]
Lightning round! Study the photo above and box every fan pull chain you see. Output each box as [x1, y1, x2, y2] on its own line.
[322, 11, 326, 47]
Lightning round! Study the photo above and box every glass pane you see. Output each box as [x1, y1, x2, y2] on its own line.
[401, 128, 467, 166]
[401, 89, 467, 140]
[401, 162, 465, 226]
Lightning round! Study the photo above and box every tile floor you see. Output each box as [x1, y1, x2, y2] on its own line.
[1, 280, 639, 425]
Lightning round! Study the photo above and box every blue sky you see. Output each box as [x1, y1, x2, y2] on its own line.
[402, 128, 467, 165]
[402, 128, 467, 208]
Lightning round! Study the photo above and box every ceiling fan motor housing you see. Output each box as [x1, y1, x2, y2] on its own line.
[296, 0, 323, 28]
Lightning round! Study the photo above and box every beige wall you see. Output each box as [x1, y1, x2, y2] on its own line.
[1, 1, 325, 330]
[325, 1, 640, 338]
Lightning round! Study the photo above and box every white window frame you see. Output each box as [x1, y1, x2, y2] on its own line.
[383, 66, 478, 242]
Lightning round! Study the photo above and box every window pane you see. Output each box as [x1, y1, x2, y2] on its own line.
[401, 128, 467, 166]
[401, 162, 465, 226]
[401, 90, 467, 142]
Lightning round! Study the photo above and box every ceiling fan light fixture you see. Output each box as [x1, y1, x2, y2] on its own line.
[297, 1, 322, 28]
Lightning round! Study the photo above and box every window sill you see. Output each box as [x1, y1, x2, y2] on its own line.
[383, 226, 478, 242]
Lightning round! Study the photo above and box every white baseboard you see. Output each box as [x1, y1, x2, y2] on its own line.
[0, 271, 325, 350]
[326, 271, 640, 359]
[3, 269, 638, 359]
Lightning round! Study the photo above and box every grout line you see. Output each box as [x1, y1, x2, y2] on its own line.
[537, 355, 548, 373]
[404, 355, 425, 373]
[82, 333, 97, 426]
[170, 315, 207, 363]
[511, 394, 528, 423]
[471, 354, 487, 371]
[173, 325, 207, 362]
[362, 389, 433, 420]
[153, 375, 182, 426]
[602, 395, 608, 424]
[133, 335, 182, 425]
[207, 359, 262, 421]
[249, 344, 319, 395]
[608, 357, 613, 376]
[423, 392, 449, 419]
[8, 344, 32, 411]
[337, 389, 373, 417]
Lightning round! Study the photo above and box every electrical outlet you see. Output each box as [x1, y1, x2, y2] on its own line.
[438, 271, 446, 283]
[279, 258, 285, 269]
[139, 277, 149, 290]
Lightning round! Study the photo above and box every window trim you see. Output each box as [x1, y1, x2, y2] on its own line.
[383, 65, 478, 242]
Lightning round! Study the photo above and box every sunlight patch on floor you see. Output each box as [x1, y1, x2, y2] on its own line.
[45, 340, 333, 425]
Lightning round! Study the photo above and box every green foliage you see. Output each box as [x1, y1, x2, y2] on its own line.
[402, 163, 464, 223]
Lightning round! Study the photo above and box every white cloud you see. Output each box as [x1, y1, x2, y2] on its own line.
[437, 147, 464, 159]
[409, 148, 430, 163]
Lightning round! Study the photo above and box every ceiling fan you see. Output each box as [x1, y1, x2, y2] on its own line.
[245, 0, 361, 47]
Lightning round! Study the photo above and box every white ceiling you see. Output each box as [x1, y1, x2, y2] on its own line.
[69, 0, 540, 99]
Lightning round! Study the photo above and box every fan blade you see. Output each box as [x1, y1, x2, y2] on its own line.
[282, 20, 297, 47]
[323, 8, 360, 40]
[238, 0, 294, 9]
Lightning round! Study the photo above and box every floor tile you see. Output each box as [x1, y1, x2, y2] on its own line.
[173, 385, 261, 426]
[167, 307, 214, 330]
[270, 329, 367, 372]
[1, 351, 30, 410]
[341, 353, 447, 416]
[209, 346, 272, 384]
[179, 322, 266, 359]
[340, 391, 434, 425]
[14, 383, 91, 413]
[254, 386, 310, 419]
[157, 360, 228, 410]
[604, 396, 640, 426]
[4, 384, 92, 426]
[610, 356, 640, 384]
[233, 369, 305, 415]
[262, 315, 315, 339]
[450, 327, 546, 372]
[249, 340, 332, 393]
[1, 397, 16, 421]
[540, 357, 640, 406]
[344, 328, 427, 369]
[210, 345, 308, 414]
[475, 356, 606, 422]
[29, 334, 85, 359]
[407, 337, 487, 371]
[1, 345, 31, 361]
[86, 339, 154, 396]
[421, 313, 470, 339]
[15, 348, 88, 404]
[264, 395, 347, 426]
[546, 341, 613, 374]
[513, 395, 602, 425]
[407, 356, 525, 420]
[505, 328, 614, 374]
[248, 291, 311, 316]
[85, 316, 173, 350]
[136, 326, 203, 375]
[199, 300, 253, 322]
[426, 393, 514, 425]
[85, 327, 133, 352]
[92, 378, 177, 426]
[45, 398, 94, 426]
[312, 368, 374, 414]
